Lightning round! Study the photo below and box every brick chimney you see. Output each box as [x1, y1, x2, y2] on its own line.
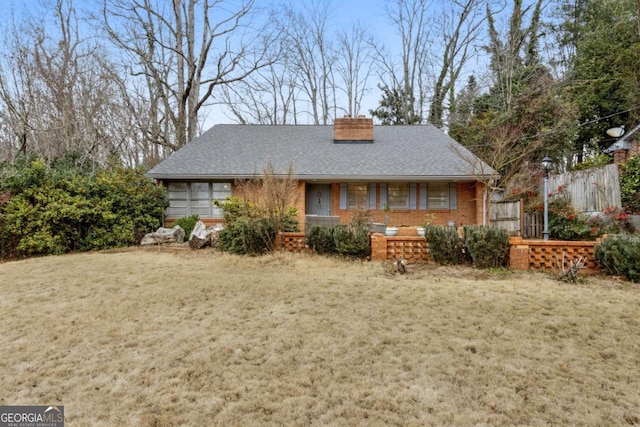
[613, 140, 640, 164]
[333, 115, 373, 142]
[613, 149, 628, 164]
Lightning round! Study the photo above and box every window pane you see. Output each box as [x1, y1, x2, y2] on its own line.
[387, 183, 408, 208]
[168, 182, 188, 200]
[191, 182, 209, 200]
[213, 182, 231, 192]
[167, 182, 187, 217]
[167, 206, 188, 216]
[168, 190, 187, 199]
[191, 207, 211, 216]
[212, 206, 223, 218]
[348, 184, 368, 208]
[212, 182, 232, 200]
[428, 183, 449, 209]
[190, 199, 211, 208]
[168, 182, 188, 191]
[169, 200, 187, 208]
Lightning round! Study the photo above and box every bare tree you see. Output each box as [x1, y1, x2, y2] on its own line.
[334, 23, 376, 118]
[428, 0, 487, 129]
[217, 43, 301, 125]
[103, 0, 276, 150]
[0, 29, 36, 161]
[0, 0, 128, 167]
[220, 6, 375, 125]
[451, 121, 544, 224]
[375, 0, 434, 124]
[277, 0, 338, 125]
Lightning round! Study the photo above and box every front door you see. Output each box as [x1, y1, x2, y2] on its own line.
[306, 184, 332, 216]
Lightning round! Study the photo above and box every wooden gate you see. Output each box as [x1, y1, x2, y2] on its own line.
[489, 200, 521, 236]
[523, 212, 542, 239]
[490, 200, 542, 238]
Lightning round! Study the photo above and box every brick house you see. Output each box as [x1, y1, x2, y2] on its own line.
[147, 116, 496, 231]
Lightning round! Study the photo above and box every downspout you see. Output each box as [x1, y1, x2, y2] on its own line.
[483, 187, 487, 226]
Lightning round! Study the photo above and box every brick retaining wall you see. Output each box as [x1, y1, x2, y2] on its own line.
[508, 237, 602, 274]
[278, 232, 604, 274]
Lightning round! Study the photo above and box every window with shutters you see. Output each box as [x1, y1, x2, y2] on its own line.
[426, 183, 449, 209]
[347, 183, 368, 209]
[387, 183, 409, 209]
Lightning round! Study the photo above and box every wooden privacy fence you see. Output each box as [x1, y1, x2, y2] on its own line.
[549, 164, 621, 212]
[489, 200, 542, 238]
[491, 164, 620, 236]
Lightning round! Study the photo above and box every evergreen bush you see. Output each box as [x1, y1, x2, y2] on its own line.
[0, 158, 167, 258]
[215, 196, 297, 255]
[305, 224, 335, 255]
[171, 215, 200, 238]
[464, 226, 510, 268]
[332, 223, 371, 259]
[217, 216, 277, 255]
[424, 225, 466, 265]
[594, 235, 640, 282]
[620, 155, 640, 213]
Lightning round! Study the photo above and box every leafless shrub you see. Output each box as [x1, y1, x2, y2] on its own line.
[555, 252, 587, 283]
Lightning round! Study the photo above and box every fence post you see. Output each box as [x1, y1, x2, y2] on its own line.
[519, 198, 524, 237]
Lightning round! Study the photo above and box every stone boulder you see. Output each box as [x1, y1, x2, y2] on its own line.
[140, 225, 185, 246]
[189, 221, 223, 249]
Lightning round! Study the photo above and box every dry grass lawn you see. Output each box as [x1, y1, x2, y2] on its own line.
[1, 248, 639, 426]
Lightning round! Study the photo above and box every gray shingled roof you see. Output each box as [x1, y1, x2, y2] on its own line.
[147, 124, 495, 181]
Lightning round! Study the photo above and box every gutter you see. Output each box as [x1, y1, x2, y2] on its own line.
[146, 173, 491, 182]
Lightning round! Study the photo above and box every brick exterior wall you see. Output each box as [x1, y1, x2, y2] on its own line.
[165, 180, 486, 233]
[613, 141, 640, 164]
[168, 180, 486, 232]
[328, 181, 484, 229]
[613, 149, 628, 164]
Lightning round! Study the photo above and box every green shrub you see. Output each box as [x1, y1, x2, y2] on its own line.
[89, 167, 168, 246]
[548, 197, 601, 240]
[332, 223, 371, 259]
[215, 196, 294, 255]
[464, 226, 509, 269]
[281, 207, 300, 232]
[171, 215, 200, 238]
[305, 215, 371, 259]
[620, 155, 640, 213]
[305, 224, 336, 255]
[424, 225, 467, 265]
[0, 158, 167, 258]
[595, 235, 640, 282]
[217, 216, 277, 255]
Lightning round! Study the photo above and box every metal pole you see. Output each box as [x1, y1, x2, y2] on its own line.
[543, 171, 549, 241]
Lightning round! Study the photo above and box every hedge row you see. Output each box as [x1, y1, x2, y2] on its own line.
[424, 225, 510, 269]
[0, 157, 167, 258]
